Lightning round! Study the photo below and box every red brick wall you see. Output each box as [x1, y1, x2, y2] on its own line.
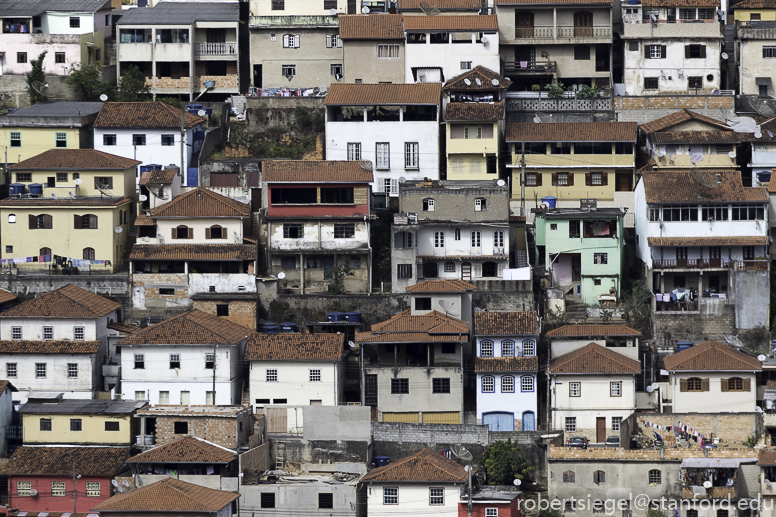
[9, 475, 113, 513]
[459, 499, 520, 517]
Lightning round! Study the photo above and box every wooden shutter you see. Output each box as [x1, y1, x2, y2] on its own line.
[205, 227, 212, 239]
[743, 378, 751, 391]
[701, 378, 710, 391]
[660, 45, 666, 58]
[354, 187, 368, 205]
[535, 173, 543, 186]
[685, 45, 690, 59]
[567, 173, 575, 186]
[552, 173, 558, 185]
[187, 227, 193, 239]
[700, 45, 706, 58]
[645, 45, 651, 59]
[720, 378, 728, 392]
[585, 173, 592, 186]
[601, 172, 608, 186]
[29, 214, 35, 229]
[172, 228, 177, 239]
[679, 378, 687, 392]
[74, 215, 82, 229]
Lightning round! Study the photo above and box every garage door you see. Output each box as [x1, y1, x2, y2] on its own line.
[422, 412, 460, 424]
[382, 412, 420, 423]
[483, 412, 514, 431]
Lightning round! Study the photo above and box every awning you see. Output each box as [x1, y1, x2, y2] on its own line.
[757, 77, 772, 85]
[680, 458, 757, 468]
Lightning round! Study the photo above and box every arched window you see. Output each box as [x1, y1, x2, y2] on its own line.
[481, 375, 495, 393]
[685, 377, 704, 391]
[207, 225, 225, 239]
[83, 248, 95, 261]
[522, 339, 536, 356]
[434, 231, 445, 247]
[501, 375, 514, 393]
[30, 214, 52, 229]
[648, 469, 661, 485]
[725, 377, 744, 391]
[40, 247, 51, 258]
[174, 225, 192, 239]
[502, 340, 515, 356]
[444, 262, 456, 273]
[8, 214, 15, 223]
[481, 340, 493, 357]
[521, 375, 534, 392]
[75, 214, 98, 229]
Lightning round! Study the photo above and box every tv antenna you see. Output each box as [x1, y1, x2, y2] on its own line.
[419, 2, 441, 14]
[30, 81, 65, 101]
[749, 96, 776, 119]
[450, 444, 473, 462]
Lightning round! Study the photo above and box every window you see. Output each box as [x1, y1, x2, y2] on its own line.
[70, 16, 81, 28]
[502, 340, 515, 357]
[444, 262, 456, 273]
[688, 76, 703, 89]
[415, 297, 432, 310]
[334, 223, 355, 238]
[522, 340, 535, 356]
[434, 231, 445, 248]
[593, 470, 605, 484]
[565, 501, 576, 513]
[6, 363, 16, 378]
[461, 61, 472, 70]
[86, 482, 101, 497]
[17, 52, 27, 64]
[55, 52, 66, 64]
[168, 353, 181, 369]
[103, 134, 117, 146]
[702, 205, 728, 221]
[687, 511, 699, 517]
[201, 354, 215, 370]
[42, 326, 53, 341]
[17, 481, 31, 496]
[590, 172, 603, 186]
[134, 354, 145, 369]
[526, 173, 539, 186]
[556, 172, 569, 186]
[764, 47, 776, 58]
[520, 375, 534, 392]
[465, 126, 482, 139]
[331, 63, 343, 76]
[685, 44, 706, 58]
[11, 327, 22, 340]
[212, 303, 229, 317]
[574, 45, 590, 60]
[610, 381, 622, 396]
[563, 471, 575, 483]
[52, 481, 66, 496]
[56, 172, 69, 183]
[649, 470, 661, 485]
[83, 248, 95, 261]
[481, 340, 494, 357]
[36, 363, 46, 378]
[267, 369, 278, 382]
[646, 45, 665, 59]
[173, 421, 189, 434]
[75, 214, 98, 229]
[391, 378, 409, 394]
[732, 204, 764, 220]
[433, 378, 450, 393]
[283, 34, 300, 48]
[594, 253, 608, 264]
[502, 375, 515, 393]
[475, 198, 487, 211]
[135, 391, 146, 400]
[272, 0, 284, 9]
[160, 134, 175, 146]
[377, 44, 400, 58]
[40, 418, 52, 431]
[482, 376, 495, 393]
[376, 143, 390, 169]
[55, 132, 67, 148]
[725, 377, 745, 391]
[384, 487, 399, 504]
[662, 204, 698, 221]
[471, 231, 481, 247]
[261, 492, 277, 508]
[612, 416, 622, 432]
[569, 382, 581, 397]
[319, 493, 334, 509]
[423, 198, 435, 211]
[70, 418, 82, 431]
[397, 264, 413, 279]
[132, 134, 146, 146]
[565, 417, 577, 432]
[405, 142, 419, 168]
[430, 488, 444, 505]
[68, 363, 78, 378]
[310, 369, 322, 382]
[30, 214, 52, 229]
[283, 224, 303, 238]
[347, 142, 361, 160]
[486, 509, 498, 517]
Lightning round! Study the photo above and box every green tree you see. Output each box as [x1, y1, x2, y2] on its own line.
[66, 63, 117, 101]
[328, 264, 354, 295]
[118, 64, 150, 102]
[26, 51, 47, 105]
[642, 508, 667, 517]
[481, 439, 535, 485]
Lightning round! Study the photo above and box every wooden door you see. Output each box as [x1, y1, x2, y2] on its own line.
[461, 262, 472, 281]
[515, 12, 534, 38]
[596, 417, 606, 442]
[574, 11, 593, 37]
[266, 407, 288, 433]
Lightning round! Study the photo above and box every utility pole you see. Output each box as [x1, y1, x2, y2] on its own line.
[521, 128, 526, 216]
[466, 465, 473, 517]
[212, 344, 217, 404]
[180, 104, 186, 182]
[72, 461, 77, 515]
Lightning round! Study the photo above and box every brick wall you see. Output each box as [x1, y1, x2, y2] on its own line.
[152, 77, 191, 89]
[548, 445, 757, 460]
[154, 415, 241, 449]
[192, 299, 256, 329]
[653, 304, 736, 343]
[240, 442, 270, 472]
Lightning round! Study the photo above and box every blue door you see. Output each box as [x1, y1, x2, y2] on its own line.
[522, 411, 535, 431]
[483, 412, 514, 431]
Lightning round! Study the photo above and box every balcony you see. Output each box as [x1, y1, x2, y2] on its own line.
[681, 486, 735, 500]
[195, 42, 237, 56]
[653, 258, 727, 270]
[502, 60, 556, 75]
[733, 260, 769, 271]
[514, 25, 611, 40]
[737, 20, 776, 40]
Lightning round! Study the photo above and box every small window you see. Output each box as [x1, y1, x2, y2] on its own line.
[384, 487, 399, 505]
[56, 172, 68, 183]
[281, 64, 296, 77]
[205, 353, 215, 369]
[377, 44, 401, 59]
[565, 417, 577, 432]
[334, 223, 355, 238]
[174, 421, 189, 434]
[474, 198, 487, 211]
[429, 487, 444, 505]
[261, 493, 277, 508]
[612, 417, 622, 432]
[433, 378, 450, 393]
[644, 78, 658, 91]
[159, 288, 175, 296]
[11, 327, 22, 340]
[17, 53, 27, 64]
[132, 134, 146, 146]
[563, 470, 575, 483]
[169, 354, 181, 369]
[423, 198, 435, 211]
[105, 421, 120, 431]
[522, 340, 535, 356]
[6, 363, 16, 378]
[397, 264, 413, 279]
[68, 363, 78, 378]
[347, 142, 361, 160]
[40, 418, 52, 431]
[52, 481, 66, 496]
[501, 340, 515, 357]
[36, 363, 46, 378]
[461, 61, 472, 70]
[482, 375, 495, 393]
[134, 354, 145, 369]
[70, 418, 82, 431]
[161, 134, 175, 146]
[103, 134, 117, 146]
[85, 482, 100, 497]
[43, 326, 53, 341]
[486, 509, 498, 517]
[593, 470, 606, 484]
[594, 253, 608, 264]
[7, 214, 15, 224]
[216, 304, 229, 316]
[628, 40, 638, 51]
[391, 378, 409, 394]
[405, 142, 419, 168]
[649, 470, 661, 485]
[751, 12, 762, 20]
[283, 34, 300, 48]
[283, 223, 303, 238]
[569, 382, 581, 397]
[135, 391, 146, 400]
[267, 369, 278, 382]
[688, 76, 703, 89]
[574, 45, 590, 60]
[444, 262, 456, 273]
[465, 125, 482, 139]
[83, 248, 95, 261]
[686, 377, 704, 391]
[310, 369, 322, 382]
[481, 340, 494, 357]
[502, 375, 515, 393]
[610, 381, 622, 397]
[17, 481, 31, 496]
[331, 63, 343, 76]
[521, 376, 534, 392]
[174, 225, 191, 239]
[326, 33, 341, 47]
[70, 17, 81, 28]
[55, 132, 67, 148]
[415, 297, 432, 310]
[55, 52, 66, 64]
[272, 0, 284, 9]
[319, 494, 334, 509]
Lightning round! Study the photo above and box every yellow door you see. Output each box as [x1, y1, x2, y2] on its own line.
[422, 412, 461, 424]
[382, 412, 420, 423]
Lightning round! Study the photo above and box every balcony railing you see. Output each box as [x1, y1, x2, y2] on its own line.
[653, 258, 727, 269]
[681, 486, 735, 500]
[195, 42, 237, 56]
[7, 424, 22, 439]
[514, 26, 611, 39]
[733, 260, 769, 271]
[502, 60, 557, 75]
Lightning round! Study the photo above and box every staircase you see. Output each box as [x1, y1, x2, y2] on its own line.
[241, 386, 251, 405]
[723, 24, 737, 91]
[275, 441, 285, 470]
[563, 295, 588, 323]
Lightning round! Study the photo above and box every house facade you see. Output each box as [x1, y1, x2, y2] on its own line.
[340, 14, 405, 84]
[134, 404, 253, 450]
[473, 311, 539, 431]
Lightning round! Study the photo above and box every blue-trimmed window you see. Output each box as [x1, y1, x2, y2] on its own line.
[481, 340, 494, 357]
[521, 375, 534, 392]
[502, 375, 515, 393]
[502, 340, 515, 357]
[522, 339, 536, 357]
[482, 375, 495, 393]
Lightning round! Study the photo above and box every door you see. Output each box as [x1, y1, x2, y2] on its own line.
[483, 412, 515, 431]
[207, 28, 226, 43]
[180, 391, 190, 405]
[266, 407, 288, 433]
[574, 11, 593, 37]
[596, 417, 606, 442]
[323, 256, 334, 279]
[253, 64, 262, 88]
[461, 262, 472, 281]
[676, 247, 688, 267]
[522, 411, 535, 431]
[515, 45, 536, 67]
[365, 374, 377, 406]
[515, 12, 534, 38]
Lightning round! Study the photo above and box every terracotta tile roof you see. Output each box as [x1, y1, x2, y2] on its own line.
[360, 448, 469, 483]
[126, 436, 236, 464]
[129, 244, 255, 261]
[0, 288, 17, 305]
[475, 356, 538, 372]
[549, 343, 641, 374]
[7, 149, 140, 170]
[246, 333, 345, 361]
[767, 379, 776, 388]
[474, 311, 538, 335]
[650, 131, 740, 144]
[117, 309, 253, 346]
[356, 332, 471, 343]
[108, 322, 142, 335]
[357, 310, 468, 343]
[770, 171, 776, 193]
[325, 83, 441, 105]
[403, 14, 498, 31]
[734, 0, 776, 6]
[262, 160, 374, 183]
[94, 102, 205, 129]
[642, 170, 768, 203]
[0, 341, 100, 354]
[640, 109, 729, 133]
[149, 188, 250, 218]
[339, 14, 404, 39]
[139, 169, 178, 185]
[0, 380, 16, 393]
[643, 0, 717, 5]
[495, 0, 610, 5]
[663, 340, 762, 371]
[399, 0, 480, 10]
[134, 214, 156, 226]
[92, 477, 239, 512]
[1, 284, 121, 318]
[647, 236, 769, 246]
[444, 66, 512, 91]
[506, 122, 638, 142]
[2, 446, 129, 476]
[546, 324, 641, 337]
[445, 102, 504, 121]
[0, 197, 133, 207]
[759, 449, 776, 466]
[405, 279, 476, 292]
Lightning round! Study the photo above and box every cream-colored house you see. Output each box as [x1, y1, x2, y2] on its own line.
[340, 14, 405, 84]
[734, 0, 776, 96]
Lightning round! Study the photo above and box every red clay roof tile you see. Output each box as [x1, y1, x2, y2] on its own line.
[150, 188, 250, 218]
[262, 160, 374, 183]
[474, 311, 538, 335]
[339, 14, 404, 39]
[663, 340, 762, 371]
[94, 102, 205, 129]
[360, 448, 469, 482]
[1, 284, 120, 318]
[245, 333, 345, 361]
[506, 122, 638, 142]
[549, 343, 641, 374]
[7, 149, 140, 170]
[92, 477, 239, 512]
[325, 83, 441, 105]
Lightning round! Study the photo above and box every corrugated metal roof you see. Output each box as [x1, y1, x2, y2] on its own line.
[19, 399, 147, 415]
[0, 102, 103, 123]
[117, 2, 239, 25]
[680, 458, 757, 468]
[0, 0, 110, 17]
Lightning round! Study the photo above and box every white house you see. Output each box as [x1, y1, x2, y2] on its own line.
[0, 284, 122, 401]
[117, 309, 253, 406]
[245, 333, 346, 410]
[663, 340, 761, 413]
[405, 279, 475, 334]
[403, 15, 500, 84]
[548, 342, 640, 443]
[473, 311, 539, 432]
[93, 102, 206, 186]
[324, 83, 441, 197]
[359, 448, 468, 517]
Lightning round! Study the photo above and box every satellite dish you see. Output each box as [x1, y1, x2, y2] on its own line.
[347, 341, 356, 348]
[330, 8, 337, 14]
[480, 36, 488, 44]
[464, 78, 472, 85]
[419, 2, 441, 14]
[358, 160, 373, 171]
[721, 52, 728, 60]
[492, 79, 499, 86]
[437, 299, 460, 316]
[278, 272, 286, 279]
[475, 78, 482, 86]
[100, 94, 108, 101]
[361, 5, 370, 13]
[399, 177, 406, 183]
[756, 131, 763, 139]
[759, 354, 767, 361]
[464, 465, 471, 472]
[156, 233, 164, 239]
[496, 179, 506, 187]
[51, 193, 58, 199]
[728, 151, 736, 158]
[197, 109, 206, 117]
[74, 178, 82, 186]
[68, 191, 75, 199]
[650, 383, 659, 390]
[757, 406, 764, 413]
[533, 117, 542, 123]
[703, 481, 712, 489]
[139, 194, 148, 202]
[114, 226, 123, 234]
[657, 151, 665, 157]
[513, 479, 522, 486]
[689, 169, 722, 189]
[646, 386, 655, 392]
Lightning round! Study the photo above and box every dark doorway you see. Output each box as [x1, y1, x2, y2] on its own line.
[253, 64, 262, 88]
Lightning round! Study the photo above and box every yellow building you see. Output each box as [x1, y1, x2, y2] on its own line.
[0, 102, 103, 164]
[0, 149, 139, 273]
[19, 398, 147, 446]
[733, 0, 776, 22]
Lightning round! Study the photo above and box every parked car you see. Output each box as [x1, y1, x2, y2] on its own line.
[605, 435, 620, 448]
[568, 437, 589, 449]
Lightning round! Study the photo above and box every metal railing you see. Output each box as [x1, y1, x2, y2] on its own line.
[506, 96, 613, 111]
[502, 60, 557, 75]
[733, 260, 769, 271]
[195, 42, 237, 56]
[652, 258, 726, 269]
[514, 26, 610, 39]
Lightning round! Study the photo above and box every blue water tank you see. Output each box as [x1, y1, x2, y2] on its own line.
[9, 184, 25, 196]
[328, 312, 344, 322]
[677, 341, 694, 352]
[345, 311, 362, 323]
[541, 196, 557, 208]
[759, 171, 772, 183]
[374, 456, 391, 467]
[263, 325, 279, 334]
[28, 183, 43, 196]
[147, 164, 163, 171]
[187, 104, 203, 111]
[280, 322, 297, 333]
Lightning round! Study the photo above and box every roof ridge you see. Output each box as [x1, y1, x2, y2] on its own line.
[182, 310, 249, 343]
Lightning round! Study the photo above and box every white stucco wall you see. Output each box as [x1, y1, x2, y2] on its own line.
[550, 374, 636, 438]
[416, 225, 510, 258]
[0, 34, 82, 75]
[366, 484, 462, 517]
[670, 371, 757, 413]
[146, 217, 246, 245]
[404, 35, 500, 84]
[249, 360, 342, 410]
[269, 220, 370, 251]
[2, 353, 99, 402]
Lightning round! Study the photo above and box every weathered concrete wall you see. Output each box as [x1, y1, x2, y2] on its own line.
[733, 270, 770, 329]
[238, 482, 362, 517]
[614, 95, 733, 124]
[0, 273, 130, 312]
[653, 301, 736, 344]
[0, 74, 76, 109]
[240, 442, 270, 473]
[489, 430, 549, 483]
[245, 97, 325, 132]
[303, 406, 372, 442]
[199, 159, 260, 188]
[269, 437, 370, 470]
[371, 422, 488, 467]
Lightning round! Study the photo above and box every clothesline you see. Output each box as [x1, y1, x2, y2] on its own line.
[1, 254, 112, 269]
